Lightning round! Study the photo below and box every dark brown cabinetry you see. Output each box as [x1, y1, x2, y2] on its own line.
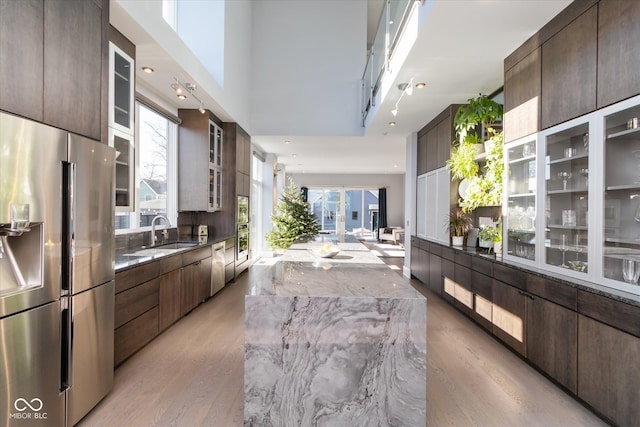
[0, 0, 107, 141]
[503, 48, 540, 142]
[115, 243, 221, 366]
[0, 0, 43, 121]
[417, 105, 460, 174]
[578, 314, 640, 426]
[541, 5, 597, 129]
[180, 246, 212, 316]
[159, 268, 181, 332]
[491, 278, 526, 356]
[410, 237, 640, 425]
[44, 0, 103, 140]
[597, 0, 640, 108]
[527, 295, 577, 393]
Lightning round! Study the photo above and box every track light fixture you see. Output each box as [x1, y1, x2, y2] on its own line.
[391, 78, 425, 117]
[171, 77, 206, 113]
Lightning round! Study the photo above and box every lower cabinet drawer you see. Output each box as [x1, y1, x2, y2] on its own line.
[114, 307, 159, 366]
[114, 278, 159, 328]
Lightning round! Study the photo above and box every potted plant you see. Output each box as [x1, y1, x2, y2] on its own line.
[447, 209, 472, 247]
[478, 220, 503, 254]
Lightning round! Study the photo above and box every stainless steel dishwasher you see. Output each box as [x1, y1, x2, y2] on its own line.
[211, 242, 226, 296]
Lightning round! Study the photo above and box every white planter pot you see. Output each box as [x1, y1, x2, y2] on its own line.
[452, 236, 464, 247]
[479, 238, 492, 249]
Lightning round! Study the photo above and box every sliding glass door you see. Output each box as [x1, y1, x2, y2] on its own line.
[307, 187, 379, 237]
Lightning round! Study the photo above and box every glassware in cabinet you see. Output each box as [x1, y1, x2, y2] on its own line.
[543, 122, 589, 273]
[504, 137, 537, 262]
[602, 103, 640, 287]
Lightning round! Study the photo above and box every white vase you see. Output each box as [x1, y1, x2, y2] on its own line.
[452, 236, 464, 247]
[479, 239, 491, 249]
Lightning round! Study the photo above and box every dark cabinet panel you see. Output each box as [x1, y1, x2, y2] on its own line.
[180, 263, 198, 316]
[526, 274, 577, 311]
[470, 255, 492, 276]
[493, 263, 525, 290]
[115, 261, 160, 294]
[504, 48, 541, 142]
[410, 243, 424, 283]
[425, 126, 438, 173]
[428, 253, 442, 295]
[0, 0, 43, 121]
[527, 296, 577, 393]
[197, 256, 212, 303]
[114, 307, 159, 366]
[578, 314, 640, 426]
[541, 5, 597, 129]
[159, 269, 181, 332]
[577, 290, 640, 338]
[436, 115, 452, 168]
[597, 0, 640, 108]
[417, 131, 428, 175]
[492, 279, 526, 356]
[470, 270, 492, 300]
[44, 0, 103, 140]
[114, 278, 159, 329]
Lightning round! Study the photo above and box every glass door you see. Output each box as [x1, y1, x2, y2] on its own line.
[306, 188, 380, 236]
[543, 121, 590, 275]
[602, 102, 640, 290]
[504, 135, 537, 263]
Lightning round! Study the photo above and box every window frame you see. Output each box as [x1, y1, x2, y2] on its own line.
[115, 101, 177, 234]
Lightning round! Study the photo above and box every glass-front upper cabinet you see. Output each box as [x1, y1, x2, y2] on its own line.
[504, 135, 537, 263]
[543, 120, 590, 275]
[602, 102, 640, 290]
[111, 128, 134, 211]
[109, 42, 134, 134]
[208, 121, 223, 211]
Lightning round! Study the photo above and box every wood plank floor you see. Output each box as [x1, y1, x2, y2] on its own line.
[79, 259, 608, 427]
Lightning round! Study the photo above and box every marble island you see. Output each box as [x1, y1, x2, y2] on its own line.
[244, 236, 427, 426]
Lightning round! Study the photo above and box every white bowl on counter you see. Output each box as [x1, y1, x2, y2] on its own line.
[311, 244, 341, 258]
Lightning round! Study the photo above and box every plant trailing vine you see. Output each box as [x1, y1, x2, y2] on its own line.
[447, 93, 505, 213]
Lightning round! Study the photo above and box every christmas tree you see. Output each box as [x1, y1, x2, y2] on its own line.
[266, 181, 319, 250]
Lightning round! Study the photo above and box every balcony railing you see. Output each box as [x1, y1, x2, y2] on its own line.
[361, 0, 417, 125]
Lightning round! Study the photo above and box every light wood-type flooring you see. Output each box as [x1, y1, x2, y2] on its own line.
[79, 258, 608, 427]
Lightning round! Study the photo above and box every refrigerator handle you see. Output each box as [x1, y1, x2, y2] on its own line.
[60, 299, 72, 391]
[61, 161, 75, 293]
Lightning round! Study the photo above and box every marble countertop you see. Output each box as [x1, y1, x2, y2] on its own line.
[249, 235, 423, 299]
[115, 235, 232, 272]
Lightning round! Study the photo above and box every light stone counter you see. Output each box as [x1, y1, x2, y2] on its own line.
[244, 237, 427, 426]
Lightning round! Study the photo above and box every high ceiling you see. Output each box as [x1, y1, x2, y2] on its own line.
[115, 0, 572, 175]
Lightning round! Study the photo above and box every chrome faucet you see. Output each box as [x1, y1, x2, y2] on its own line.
[150, 215, 171, 247]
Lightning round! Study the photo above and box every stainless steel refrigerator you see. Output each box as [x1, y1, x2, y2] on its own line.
[0, 112, 115, 426]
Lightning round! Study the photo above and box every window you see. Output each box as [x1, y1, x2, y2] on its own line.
[306, 187, 379, 238]
[115, 102, 177, 232]
[251, 152, 264, 259]
[162, 0, 177, 31]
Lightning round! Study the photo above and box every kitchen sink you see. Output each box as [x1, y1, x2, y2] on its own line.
[122, 242, 199, 258]
[153, 241, 199, 249]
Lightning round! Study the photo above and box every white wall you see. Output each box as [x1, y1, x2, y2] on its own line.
[288, 173, 405, 228]
[112, 0, 252, 130]
[250, 0, 366, 136]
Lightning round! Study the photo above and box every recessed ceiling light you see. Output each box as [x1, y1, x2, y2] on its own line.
[292, 154, 297, 158]
[285, 140, 290, 144]
[389, 121, 396, 126]
[142, 66, 154, 73]
[177, 93, 187, 100]
[415, 82, 426, 89]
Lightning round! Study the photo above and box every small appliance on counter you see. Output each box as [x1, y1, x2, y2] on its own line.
[198, 224, 208, 244]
